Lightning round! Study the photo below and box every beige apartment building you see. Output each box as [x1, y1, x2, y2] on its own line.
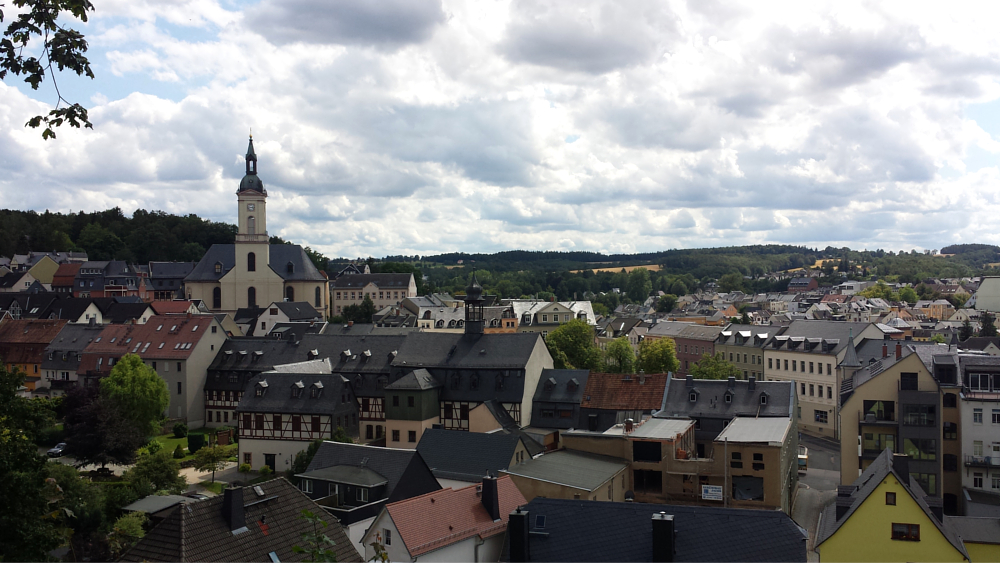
[330, 270, 417, 317]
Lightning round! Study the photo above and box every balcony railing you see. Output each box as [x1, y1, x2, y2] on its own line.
[965, 455, 1000, 467]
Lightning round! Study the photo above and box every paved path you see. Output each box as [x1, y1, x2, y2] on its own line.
[792, 433, 841, 562]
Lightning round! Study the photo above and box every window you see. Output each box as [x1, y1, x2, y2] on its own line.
[801, 383, 806, 395]
[809, 362, 814, 373]
[177, 382, 182, 395]
[244, 452, 252, 465]
[731, 451, 743, 469]
[943, 422, 957, 440]
[943, 393, 956, 408]
[383, 529, 391, 546]
[366, 425, 373, 440]
[974, 408, 983, 424]
[248, 287, 257, 308]
[993, 409, 1000, 424]
[392, 430, 400, 442]
[891, 523, 919, 541]
[973, 440, 983, 456]
[301, 479, 313, 494]
[408, 430, 416, 442]
[815, 410, 828, 424]
[357, 488, 368, 502]
[993, 476, 1000, 490]
[809, 384, 814, 396]
[900, 373, 918, 390]
[886, 492, 896, 505]
[248, 252, 256, 272]
[292, 416, 301, 432]
[827, 363, 832, 375]
[407, 396, 414, 407]
[286, 286, 294, 302]
[768, 358, 773, 369]
[784, 359, 788, 370]
[792, 360, 796, 372]
[177, 362, 181, 372]
[213, 287, 221, 309]
[392, 395, 399, 407]
[974, 472, 984, 488]
[903, 438, 937, 461]
[943, 454, 957, 471]
[315, 286, 321, 307]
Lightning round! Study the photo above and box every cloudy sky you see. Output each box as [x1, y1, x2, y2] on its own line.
[2, 0, 1000, 258]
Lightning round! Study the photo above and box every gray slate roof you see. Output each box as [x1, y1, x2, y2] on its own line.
[386, 368, 440, 391]
[417, 428, 524, 482]
[186, 244, 326, 282]
[331, 273, 412, 289]
[121, 478, 360, 562]
[297, 465, 388, 487]
[271, 302, 323, 320]
[532, 369, 589, 403]
[237, 372, 356, 416]
[305, 441, 440, 502]
[501, 449, 626, 491]
[655, 376, 795, 420]
[945, 516, 1000, 545]
[506, 497, 807, 562]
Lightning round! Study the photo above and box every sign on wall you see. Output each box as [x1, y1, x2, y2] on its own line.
[701, 484, 724, 501]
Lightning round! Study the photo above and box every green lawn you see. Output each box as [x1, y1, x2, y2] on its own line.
[202, 481, 226, 494]
[153, 434, 195, 461]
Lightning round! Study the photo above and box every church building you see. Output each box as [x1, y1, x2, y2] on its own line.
[184, 137, 329, 316]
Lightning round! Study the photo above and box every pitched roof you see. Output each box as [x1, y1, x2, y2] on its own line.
[104, 302, 154, 324]
[386, 368, 441, 391]
[500, 449, 627, 491]
[580, 372, 669, 411]
[945, 516, 1000, 545]
[271, 301, 324, 320]
[237, 372, 354, 416]
[385, 476, 525, 558]
[533, 369, 589, 403]
[148, 261, 197, 278]
[121, 478, 360, 562]
[714, 416, 792, 445]
[417, 428, 523, 482]
[150, 301, 198, 315]
[306, 442, 440, 502]
[815, 449, 968, 558]
[331, 273, 413, 289]
[51, 263, 81, 286]
[507, 497, 808, 562]
[0, 319, 70, 364]
[655, 376, 795, 420]
[186, 244, 327, 282]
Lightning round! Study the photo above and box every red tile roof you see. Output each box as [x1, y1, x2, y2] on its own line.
[52, 263, 81, 287]
[0, 319, 70, 364]
[580, 372, 669, 410]
[385, 476, 525, 557]
[77, 315, 219, 375]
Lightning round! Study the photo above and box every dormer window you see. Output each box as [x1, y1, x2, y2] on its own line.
[286, 262, 294, 274]
[725, 392, 733, 404]
[567, 378, 579, 391]
[215, 262, 222, 274]
[760, 393, 768, 405]
[689, 392, 698, 402]
[311, 381, 324, 398]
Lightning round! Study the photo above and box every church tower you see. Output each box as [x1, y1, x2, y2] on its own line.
[234, 135, 271, 308]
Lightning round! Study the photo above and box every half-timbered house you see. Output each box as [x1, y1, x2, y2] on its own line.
[236, 359, 360, 472]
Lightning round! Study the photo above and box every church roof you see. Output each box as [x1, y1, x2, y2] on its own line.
[185, 244, 326, 282]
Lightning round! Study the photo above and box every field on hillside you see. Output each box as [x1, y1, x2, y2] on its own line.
[570, 264, 662, 274]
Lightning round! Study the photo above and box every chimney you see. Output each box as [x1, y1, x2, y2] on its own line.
[925, 495, 944, 522]
[508, 507, 530, 562]
[481, 476, 501, 521]
[835, 486, 855, 521]
[748, 375, 756, 390]
[222, 486, 245, 531]
[651, 512, 675, 562]
[88, 317, 96, 327]
[348, 320, 354, 327]
[895, 342, 902, 360]
[892, 453, 910, 485]
[685, 375, 694, 388]
[624, 418, 634, 433]
[727, 375, 735, 388]
[882, 343, 888, 358]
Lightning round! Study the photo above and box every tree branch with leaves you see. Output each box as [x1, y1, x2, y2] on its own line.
[1, 0, 95, 139]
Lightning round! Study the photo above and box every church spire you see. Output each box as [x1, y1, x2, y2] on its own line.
[245, 134, 257, 175]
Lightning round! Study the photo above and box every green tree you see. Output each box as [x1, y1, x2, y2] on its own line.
[668, 280, 688, 296]
[123, 450, 186, 494]
[719, 272, 744, 293]
[342, 295, 377, 324]
[239, 463, 252, 483]
[858, 282, 899, 302]
[77, 223, 127, 260]
[100, 353, 169, 437]
[0, 364, 65, 561]
[193, 444, 235, 483]
[980, 312, 998, 338]
[636, 338, 680, 374]
[655, 294, 677, 313]
[545, 319, 603, 370]
[898, 286, 918, 305]
[930, 334, 946, 344]
[960, 319, 975, 341]
[107, 512, 147, 559]
[292, 509, 338, 562]
[690, 352, 741, 380]
[626, 268, 652, 303]
[63, 386, 145, 468]
[0, 0, 96, 139]
[604, 337, 635, 374]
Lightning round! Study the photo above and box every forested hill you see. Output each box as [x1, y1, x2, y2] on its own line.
[0, 208, 328, 269]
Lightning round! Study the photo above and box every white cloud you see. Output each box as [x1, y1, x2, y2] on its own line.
[3, 0, 1000, 258]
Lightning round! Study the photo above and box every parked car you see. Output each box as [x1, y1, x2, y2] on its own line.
[47, 443, 67, 457]
[797, 445, 808, 472]
[186, 492, 209, 501]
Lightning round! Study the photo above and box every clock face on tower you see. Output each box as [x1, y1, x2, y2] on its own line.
[247, 203, 255, 211]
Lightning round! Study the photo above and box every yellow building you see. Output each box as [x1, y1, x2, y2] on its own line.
[184, 137, 329, 317]
[816, 449, 969, 562]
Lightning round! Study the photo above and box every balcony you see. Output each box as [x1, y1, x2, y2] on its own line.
[965, 455, 1000, 468]
[859, 412, 896, 427]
